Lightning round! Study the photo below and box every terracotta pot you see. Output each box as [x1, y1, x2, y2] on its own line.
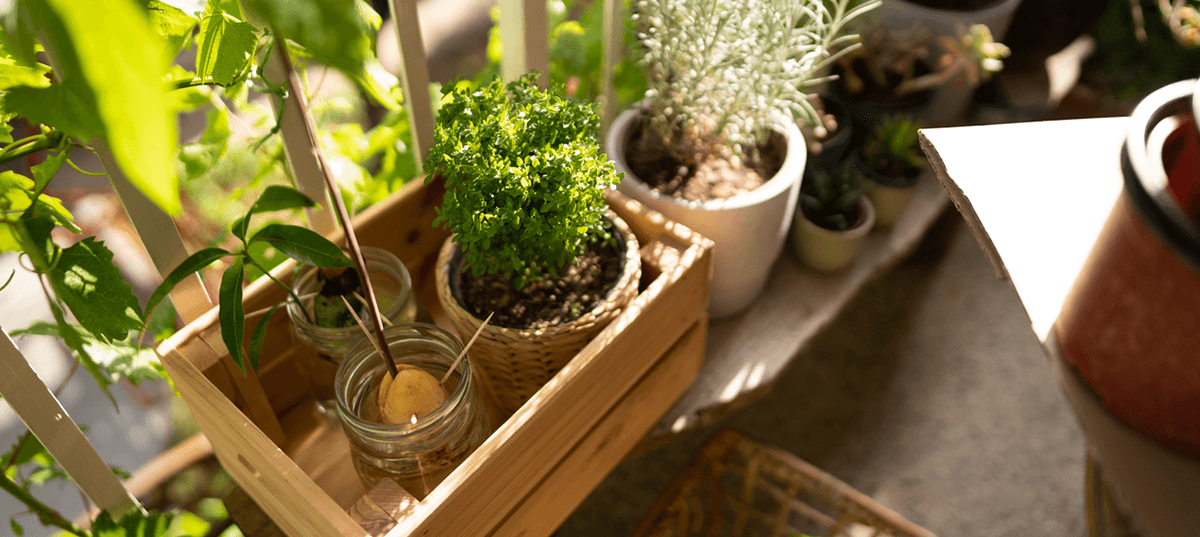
[790, 196, 875, 271]
[607, 108, 805, 319]
[1055, 78, 1200, 456]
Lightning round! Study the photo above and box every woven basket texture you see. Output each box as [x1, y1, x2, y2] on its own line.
[435, 209, 642, 415]
[634, 430, 936, 537]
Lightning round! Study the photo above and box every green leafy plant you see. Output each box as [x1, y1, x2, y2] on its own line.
[860, 116, 926, 186]
[633, 0, 878, 165]
[148, 185, 352, 372]
[425, 74, 619, 288]
[800, 165, 863, 231]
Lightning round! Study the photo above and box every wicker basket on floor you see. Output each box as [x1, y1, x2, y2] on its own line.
[633, 430, 936, 537]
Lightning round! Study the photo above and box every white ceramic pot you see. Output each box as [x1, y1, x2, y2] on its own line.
[867, 0, 1024, 125]
[607, 108, 806, 319]
[791, 197, 875, 272]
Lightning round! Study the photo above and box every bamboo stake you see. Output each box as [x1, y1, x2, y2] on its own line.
[499, 0, 550, 86]
[386, 0, 437, 168]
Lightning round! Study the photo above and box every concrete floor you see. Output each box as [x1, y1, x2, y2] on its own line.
[562, 213, 1087, 537]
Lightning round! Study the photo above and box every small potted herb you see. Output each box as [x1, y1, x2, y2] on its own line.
[854, 116, 927, 227]
[427, 75, 641, 415]
[608, 0, 877, 318]
[791, 165, 875, 271]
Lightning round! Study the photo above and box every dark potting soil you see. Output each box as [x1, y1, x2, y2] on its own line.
[626, 121, 784, 203]
[312, 267, 366, 328]
[459, 238, 622, 330]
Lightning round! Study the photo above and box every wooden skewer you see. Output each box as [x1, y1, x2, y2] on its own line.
[341, 296, 387, 361]
[440, 312, 492, 385]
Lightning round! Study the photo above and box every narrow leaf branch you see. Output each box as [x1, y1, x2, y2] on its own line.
[277, 47, 397, 377]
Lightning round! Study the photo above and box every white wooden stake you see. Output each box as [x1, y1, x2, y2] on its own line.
[262, 42, 338, 236]
[499, 0, 550, 86]
[388, 0, 437, 169]
[599, 0, 623, 138]
[99, 146, 213, 324]
[0, 328, 139, 514]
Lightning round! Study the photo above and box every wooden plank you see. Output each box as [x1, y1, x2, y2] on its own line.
[160, 346, 366, 537]
[499, 0, 549, 86]
[385, 221, 712, 536]
[387, 0, 436, 168]
[261, 42, 337, 236]
[97, 144, 212, 323]
[647, 176, 950, 442]
[919, 118, 1128, 341]
[195, 330, 288, 446]
[489, 319, 707, 537]
[0, 329, 138, 514]
[351, 480, 420, 537]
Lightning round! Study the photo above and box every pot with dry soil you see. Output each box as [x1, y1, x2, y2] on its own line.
[615, 0, 877, 317]
[426, 75, 640, 416]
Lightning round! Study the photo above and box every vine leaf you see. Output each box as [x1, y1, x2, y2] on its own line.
[13, 321, 165, 385]
[4, 81, 104, 141]
[242, 0, 371, 79]
[145, 247, 230, 320]
[248, 302, 279, 372]
[0, 53, 50, 90]
[147, 0, 198, 56]
[49, 238, 144, 342]
[31, 0, 180, 215]
[249, 224, 353, 268]
[219, 258, 246, 373]
[195, 0, 256, 86]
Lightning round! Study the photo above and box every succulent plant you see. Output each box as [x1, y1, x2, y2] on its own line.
[800, 165, 863, 231]
[860, 116, 926, 186]
[836, 23, 1009, 96]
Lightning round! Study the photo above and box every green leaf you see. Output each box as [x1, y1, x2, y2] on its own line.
[91, 509, 176, 537]
[47, 299, 116, 406]
[249, 224, 352, 268]
[28, 465, 67, 485]
[248, 302, 278, 373]
[196, 0, 257, 86]
[145, 299, 178, 342]
[10, 517, 22, 536]
[49, 237, 144, 341]
[242, 0, 371, 78]
[147, 0, 198, 56]
[0, 53, 49, 90]
[232, 186, 320, 241]
[166, 511, 209, 537]
[30, 148, 68, 192]
[146, 247, 230, 320]
[219, 258, 246, 373]
[4, 81, 104, 141]
[15, 321, 165, 385]
[35, 0, 181, 215]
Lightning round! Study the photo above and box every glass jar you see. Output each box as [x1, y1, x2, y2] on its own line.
[335, 323, 491, 498]
[288, 247, 419, 417]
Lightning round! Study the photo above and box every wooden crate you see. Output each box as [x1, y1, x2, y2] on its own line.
[156, 175, 714, 537]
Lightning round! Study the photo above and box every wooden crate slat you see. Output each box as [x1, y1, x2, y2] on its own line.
[599, 0, 623, 137]
[387, 213, 711, 536]
[387, 0, 437, 169]
[488, 318, 707, 537]
[499, 0, 549, 86]
[160, 346, 366, 537]
[0, 329, 138, 514]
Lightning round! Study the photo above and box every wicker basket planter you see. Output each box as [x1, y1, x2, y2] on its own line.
[634, 430, 935, 537]
[157, 176, 713, 537]
[435, 210, 642, 415]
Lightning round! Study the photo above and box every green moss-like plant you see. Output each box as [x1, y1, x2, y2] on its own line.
[425, 74, 621, 288]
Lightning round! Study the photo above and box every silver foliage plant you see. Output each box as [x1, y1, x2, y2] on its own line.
[633, 0, 879, 165]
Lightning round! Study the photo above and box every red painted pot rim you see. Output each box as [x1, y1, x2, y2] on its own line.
[1122, 78, 1200, 273]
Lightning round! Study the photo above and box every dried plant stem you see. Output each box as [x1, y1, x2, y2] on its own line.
[440, 312, 492, 385]
[279, 50, 397, 377]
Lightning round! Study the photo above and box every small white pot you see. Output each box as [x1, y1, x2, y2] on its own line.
[864, 180, 918, 228]
[607, 108, 806, 319]
[791, 197, 875, 272]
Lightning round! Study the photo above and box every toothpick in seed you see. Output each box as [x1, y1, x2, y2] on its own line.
[440, 312, 493, 385]
[342, 296, 387, 364]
